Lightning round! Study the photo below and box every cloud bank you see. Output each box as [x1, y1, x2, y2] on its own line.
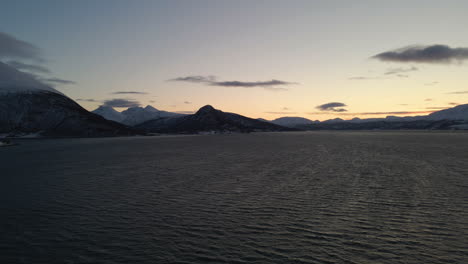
[0, 32, 75, 87]
[0, 32, 43, 62]
[373, 45, 468, 63]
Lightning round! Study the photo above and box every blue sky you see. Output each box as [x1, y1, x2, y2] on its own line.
[2, 0, 468, 119]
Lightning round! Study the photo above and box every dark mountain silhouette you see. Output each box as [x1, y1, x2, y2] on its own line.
[0, 62, 137, 137]
[0, 91, 138, 137]
[136, 105, 293, 133]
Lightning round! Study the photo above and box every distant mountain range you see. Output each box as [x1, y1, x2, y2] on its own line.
[1, 59, 467, 138]
[135, 105, 292, 133]
[263, 105, 468, 130]
[93, 105, 183, 125]
[0, 62, 137, 137]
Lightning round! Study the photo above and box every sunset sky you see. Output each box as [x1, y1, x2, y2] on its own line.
[1, 0, 468, 120]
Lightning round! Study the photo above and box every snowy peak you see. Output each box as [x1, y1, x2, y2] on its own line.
[144, 105, 159, 112]
[271, 117, 316, 127]
[92, 106, 124, 122]
[427, 104, 468, 121]
[93, 104, 184, 126]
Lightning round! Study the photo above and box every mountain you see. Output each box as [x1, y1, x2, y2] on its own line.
[120, 105, 183, 125]
[296, 119, 464, 130]
[136, 105, 293, 133]
[0, 62, 137, 137]
[92, 105, 183, 126]
[275, 104, 468, 130]
[426, 104, 468, 121]
[270, 117, 317, 128]
[93, 105, 125, 122]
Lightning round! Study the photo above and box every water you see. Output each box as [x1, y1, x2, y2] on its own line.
[1, 132, 467, 263]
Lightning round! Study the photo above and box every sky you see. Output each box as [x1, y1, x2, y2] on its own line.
[1, 0, 468, 120]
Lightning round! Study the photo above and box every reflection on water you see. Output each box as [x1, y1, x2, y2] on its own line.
[1, 132, 467, 263]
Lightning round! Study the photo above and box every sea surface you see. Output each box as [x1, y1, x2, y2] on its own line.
[1, 131, 467, 264]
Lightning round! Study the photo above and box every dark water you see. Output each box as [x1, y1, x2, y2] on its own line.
[1, 132, 467, 264]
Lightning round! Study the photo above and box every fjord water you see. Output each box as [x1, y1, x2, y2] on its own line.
[1, 132, 467, 263]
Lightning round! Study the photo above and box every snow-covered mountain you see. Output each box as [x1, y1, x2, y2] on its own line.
[270, 117, 317, 127]
[93, 105, 125, 122]
[0, 62, 136, 137]
[136, 105, 293, 133]
[426, 104, 468, 121]
[93, 105, 184, 126]
[270, 104, 468, 130]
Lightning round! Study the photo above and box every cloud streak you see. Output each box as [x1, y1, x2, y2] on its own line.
[169, 75, 216, 83]
[6, 60, 50, 73]
[76, 98, 100, 102]
[447, 90, 468, 94]
[384, 66, 418, 75]
[373, 45, 468, 63]
[170, 75, 296, 91]
[111, 91, 148, 95]
[316, 102, 347, 112]
[44, 78, 76, 85]
[103, 98, 141, 108]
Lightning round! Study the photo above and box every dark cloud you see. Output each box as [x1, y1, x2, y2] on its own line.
[316, 102, 348, 112]
[149, 100, 156, 103]
[373, 45, 468, 63]
[44, 78, 76, 85]
[111, 91, 148, 95]
[384, 66, 418, 75]
[169, 75, 216, 83]
[0, 32, 43, 62]
[448, 102, 459, 105]
[103, 98, 141, 108]
[424, 98, 432, 101]
[0, 32, 76, 87]
[211, 79, 295, 88]
[424, 81, 439, 86]
[184, 101, 192, 104]
[170, 75, 295, 91]
[447, 90, 468, 94]
[76, 98, 100, 102]
[6, 60, 50, 73]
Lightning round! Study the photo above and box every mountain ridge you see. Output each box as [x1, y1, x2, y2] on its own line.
[136, 105, 294, 133]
